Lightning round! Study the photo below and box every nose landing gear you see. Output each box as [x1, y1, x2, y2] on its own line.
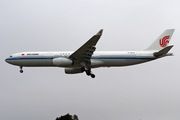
[19, 66, 23, 73]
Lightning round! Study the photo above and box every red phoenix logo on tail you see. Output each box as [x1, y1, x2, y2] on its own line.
[159, 36, 170, 47]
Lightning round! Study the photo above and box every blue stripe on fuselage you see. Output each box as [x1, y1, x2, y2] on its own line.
[5, 56, 155, 61]
[91, 56, 154, 60]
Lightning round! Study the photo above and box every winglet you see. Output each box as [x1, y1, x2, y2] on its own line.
[96, 29, 103, 36]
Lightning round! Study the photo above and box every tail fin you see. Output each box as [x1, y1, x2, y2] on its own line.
[145, 29, 175, 51]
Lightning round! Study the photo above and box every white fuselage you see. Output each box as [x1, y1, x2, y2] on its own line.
[5, 51, 157, 68]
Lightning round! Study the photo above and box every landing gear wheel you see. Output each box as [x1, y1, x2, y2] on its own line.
[91, 74, 95, 78]
[85, 70, 91, 76]
[19, 66, 23, 73]
[83, 67, 96, 78]
[81, 67, 86, 72]
[20, 70, 23, 73]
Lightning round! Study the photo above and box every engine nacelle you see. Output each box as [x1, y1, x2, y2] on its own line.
[65, 68, 83, 74]
[53, 57, 73, 67]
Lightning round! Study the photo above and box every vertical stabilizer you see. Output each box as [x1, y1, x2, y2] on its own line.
[145, 29, 175, 51]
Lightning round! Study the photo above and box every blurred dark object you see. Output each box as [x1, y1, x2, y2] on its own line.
[56, 113, 79, 120]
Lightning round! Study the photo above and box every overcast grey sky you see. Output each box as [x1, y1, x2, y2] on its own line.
[1, 0, 180, 120]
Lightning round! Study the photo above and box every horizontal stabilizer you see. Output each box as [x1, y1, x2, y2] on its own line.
[153, 45, 173, 57]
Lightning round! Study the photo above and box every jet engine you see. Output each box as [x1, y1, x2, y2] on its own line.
[65, 68, 83, 74]
[53, 57, 73, 67]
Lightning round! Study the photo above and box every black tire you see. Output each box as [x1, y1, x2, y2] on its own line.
[81, 67, 85, 72]
[86, 70, 91, 76]
[20, 70, 23, 73]
[91, 74, 95, 78]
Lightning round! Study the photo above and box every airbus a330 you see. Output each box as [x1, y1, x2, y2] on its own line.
[5, 29, 174, 78]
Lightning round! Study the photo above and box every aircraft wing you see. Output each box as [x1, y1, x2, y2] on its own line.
[69, 29, 103, 62]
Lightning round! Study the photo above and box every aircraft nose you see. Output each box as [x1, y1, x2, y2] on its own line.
[5, 57, 18, 65]
[5, 57, 13, 64]
[5, 58, 10, 63]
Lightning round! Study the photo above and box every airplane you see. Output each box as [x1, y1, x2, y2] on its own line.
[5, 29, 174, 78]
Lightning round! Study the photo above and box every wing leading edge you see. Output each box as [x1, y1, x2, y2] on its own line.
[69, 29, 103, 62]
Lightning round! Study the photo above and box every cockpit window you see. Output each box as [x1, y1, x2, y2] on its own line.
[9, 55, 12, 57]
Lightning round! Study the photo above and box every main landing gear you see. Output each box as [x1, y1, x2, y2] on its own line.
[81, 67, 95, 78]
[19, 66, 23, 73]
